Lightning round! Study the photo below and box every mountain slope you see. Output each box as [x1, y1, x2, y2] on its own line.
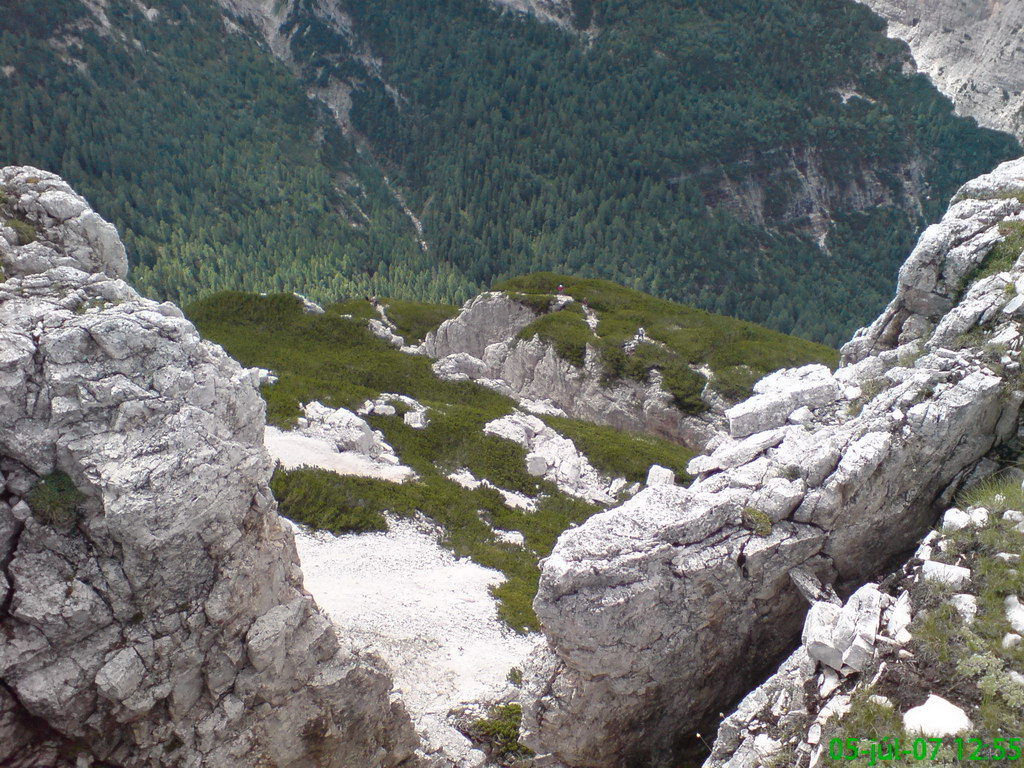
[0, 0, 1019, 346]
[856, 0, 1024, 141]
[276, 0, 1020, 343]
[0, 0, 475, 305]
[186, 274, 835, 630]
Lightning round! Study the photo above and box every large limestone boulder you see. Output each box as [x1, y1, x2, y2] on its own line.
[0, 167, 419, 767]
[522, 158, 1024, 767]
[483, 411, 621, 503]
[420, 291, 538, 359]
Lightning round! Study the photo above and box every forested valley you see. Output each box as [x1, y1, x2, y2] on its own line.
[0, 0, 1019, 344]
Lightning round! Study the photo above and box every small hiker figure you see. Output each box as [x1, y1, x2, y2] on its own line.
[557, 283, 565, 295]
[637, 326, 647, 343]
[370, 295, 379, 307]
[582, 298, 589, 309]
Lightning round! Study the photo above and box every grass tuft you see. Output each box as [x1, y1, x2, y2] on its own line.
[961, 221, 1024, 292]
[6, 217, 36, 245]
[741, 506, 773, 537]
[27, 471, 84, 528]
[956, 472, 1024, 514]
[468, 704, 534, 762]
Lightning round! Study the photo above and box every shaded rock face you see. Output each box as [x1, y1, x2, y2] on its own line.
[0, 167, 418, 767]
[856, 0, 1024, 140]
[687, 145, 928, 247]
[522, 158, 1024, 767]
[420, 293, 723, 451]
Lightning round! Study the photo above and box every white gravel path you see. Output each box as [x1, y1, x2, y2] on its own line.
[293, 516, 538, 765]
[264, 425, 415, 482]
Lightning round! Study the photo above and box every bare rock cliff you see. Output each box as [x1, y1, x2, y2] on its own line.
[0, 167, 419, 767]
[856, 0, 1024, 140]
[521, 157, 1024, 767]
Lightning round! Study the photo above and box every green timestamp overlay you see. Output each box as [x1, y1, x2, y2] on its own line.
[829, 737, 1024, 764]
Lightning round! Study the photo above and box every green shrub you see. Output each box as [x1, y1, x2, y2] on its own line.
[366, 405, 548, 496]
[506, 667, 523, 686]
[188, 291, 516, 427]
[741, 507, 772, 537]
[271, 467, 392, 533]
[6, 218, 36, 245]
[961, 221, 1024, 292]
[516, 304, 591, 368]
[541, 415, 694, 484]
[379, 298, 459, 343]
[506, 291, 553, 316]
[499, 273, 838, 412]
[329, 297, 459, 343]
[825, 687, 908, 761]
[469, 704, 534, 761]
[28, 471, 84, 527]
[327, 298, 376, 323]
[662, 366, 708, 413]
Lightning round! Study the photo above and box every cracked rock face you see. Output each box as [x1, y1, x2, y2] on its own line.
[0, 167, 419, 767]
[421, 293, 723, 451]
[855, 0, 1024, 141]
[522, 157, 1024, 767]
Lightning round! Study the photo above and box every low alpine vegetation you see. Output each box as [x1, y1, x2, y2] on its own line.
[467, 704, 534, 764]
[28, 470, 84, 528]
[192, 289, 709, 630]
[499, 273, 839, 413]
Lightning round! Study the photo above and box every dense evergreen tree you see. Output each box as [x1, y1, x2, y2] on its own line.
[1, 0, 1018, 344]
[0, 0, 477, 306]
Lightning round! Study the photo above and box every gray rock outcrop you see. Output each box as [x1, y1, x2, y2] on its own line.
[486, 0, 576, 29]
[299, 401, 402, 462]
[521, 157, 1024, 767]
[420, 293, 723, 450]
[704, 500, 1003, 767]
[856, 0, 1024, 140]
[0, 167, 419, 767]
[482, 411, 624, 504]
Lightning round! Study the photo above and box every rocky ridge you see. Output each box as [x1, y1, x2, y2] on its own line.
[420, 292, 723, 451]
[0, 167, 420, 767]
[520, 157, 1024, 767]
[703, 498, 1022, 768]
[486, 0, 576, 29]
[857, 0, 1024, 141]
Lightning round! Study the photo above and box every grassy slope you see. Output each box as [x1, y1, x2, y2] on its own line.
[499, 273, 840, 412]
[333, 297, 461, 343]
[188, 290, 701, 630]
